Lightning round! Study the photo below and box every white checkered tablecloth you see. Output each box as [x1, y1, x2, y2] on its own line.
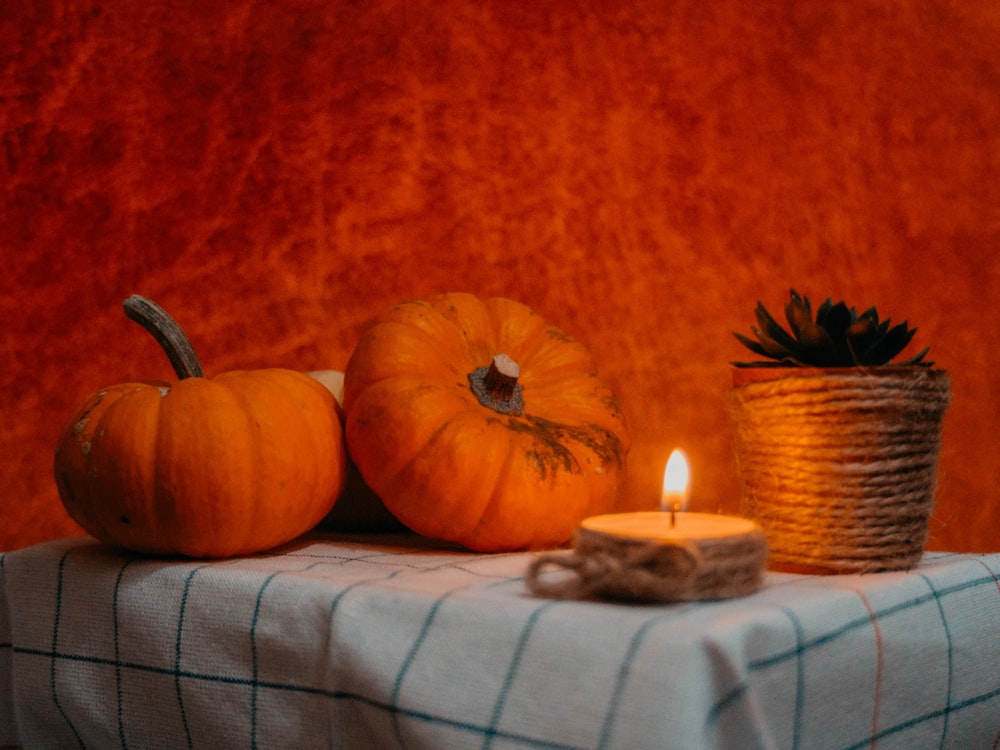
[1, 534, 998, 749]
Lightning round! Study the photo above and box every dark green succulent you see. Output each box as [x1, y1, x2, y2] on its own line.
[733, 289, 932, 368]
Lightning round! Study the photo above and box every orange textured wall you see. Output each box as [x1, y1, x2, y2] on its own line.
[2, 1, 998, 552]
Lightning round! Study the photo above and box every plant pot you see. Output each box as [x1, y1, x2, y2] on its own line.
[729, 366, 950, 573]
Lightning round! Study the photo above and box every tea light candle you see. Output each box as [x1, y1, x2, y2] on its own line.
[526, 449, 768, 603]
[582, 450, 763, 544]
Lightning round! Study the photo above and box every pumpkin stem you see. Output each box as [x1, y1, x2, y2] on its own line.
[123, 295, 205, 379]
[468, 354, 524, 416]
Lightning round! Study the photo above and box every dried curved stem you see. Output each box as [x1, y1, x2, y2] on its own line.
[123, 295, 205, 379]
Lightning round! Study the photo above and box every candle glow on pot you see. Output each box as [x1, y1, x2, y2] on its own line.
[660, 449, 691, 520]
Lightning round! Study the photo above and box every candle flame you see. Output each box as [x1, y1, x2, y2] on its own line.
[661, 449, 691, 513]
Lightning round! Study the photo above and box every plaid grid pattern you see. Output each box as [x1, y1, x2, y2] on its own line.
[1, 536, 998, 749]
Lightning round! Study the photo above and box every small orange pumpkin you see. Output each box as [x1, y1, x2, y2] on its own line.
[343, 292, 630, 551]
[54, 296, 347, 558]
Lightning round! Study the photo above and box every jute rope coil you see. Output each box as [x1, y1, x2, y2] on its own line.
[730, 369, 950, 573]
[525, 524, 767, 603]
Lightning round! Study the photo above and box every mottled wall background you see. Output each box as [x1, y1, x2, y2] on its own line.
[2, 1, 998, 552]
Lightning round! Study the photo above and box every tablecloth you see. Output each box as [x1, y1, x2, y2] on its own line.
[1, 534, 998, 749]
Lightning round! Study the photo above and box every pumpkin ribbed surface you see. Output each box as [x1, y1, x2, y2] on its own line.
[343, 293, 629, 551]
[55, 369, 346, 557]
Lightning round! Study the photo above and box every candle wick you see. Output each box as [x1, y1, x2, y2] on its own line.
[670, 504, 678, 528]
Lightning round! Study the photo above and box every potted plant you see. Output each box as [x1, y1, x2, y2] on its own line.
[729, 290, 950, 573]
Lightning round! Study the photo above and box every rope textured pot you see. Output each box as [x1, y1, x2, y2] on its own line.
[730, 290, 950, 573]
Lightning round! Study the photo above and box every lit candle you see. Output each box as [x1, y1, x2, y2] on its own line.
[582, 449, 762, 544]
[544, 449, 768, 601]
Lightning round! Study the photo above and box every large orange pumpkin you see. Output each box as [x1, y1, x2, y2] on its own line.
[342, 292, 630, 551]
[54, 296, 347, 558]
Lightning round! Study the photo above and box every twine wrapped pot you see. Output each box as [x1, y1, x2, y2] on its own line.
[729, 367, 950, 573]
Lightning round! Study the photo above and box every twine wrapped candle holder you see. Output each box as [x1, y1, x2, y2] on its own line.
[729, 368, 950, 573]
[525, 512, 767, 603]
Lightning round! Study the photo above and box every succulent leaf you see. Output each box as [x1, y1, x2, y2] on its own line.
[820, 300, 854, 341]
[844, 317, 877, 365]
[784, 294, 828, 350]
[732, 332, 772, 359]
[899, 346, 932, 366]
[815, 297, 833, 327]
[880, 322, 917, 361]
[754, 303, 800, 354]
